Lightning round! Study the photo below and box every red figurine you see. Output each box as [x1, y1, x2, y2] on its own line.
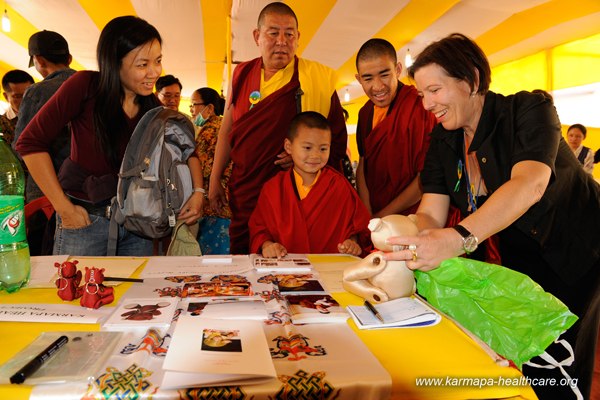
[80, 267, 114, 309]
[54, 260, 83, 301]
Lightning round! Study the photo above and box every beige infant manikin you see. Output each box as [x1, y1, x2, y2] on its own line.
[343, 215, 418, 303]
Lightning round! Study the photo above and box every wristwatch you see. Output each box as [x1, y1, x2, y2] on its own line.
[452, 225, 479, 254]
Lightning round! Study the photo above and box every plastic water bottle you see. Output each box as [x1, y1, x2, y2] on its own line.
[0, 132, 30, 293]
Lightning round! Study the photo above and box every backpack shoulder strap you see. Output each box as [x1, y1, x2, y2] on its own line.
[577, 147, 589, 164]
[107, 203, 119, 256]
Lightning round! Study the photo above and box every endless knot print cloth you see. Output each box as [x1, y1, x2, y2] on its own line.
[30, 264, 391, 400]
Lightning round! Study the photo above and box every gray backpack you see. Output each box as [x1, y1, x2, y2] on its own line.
[107, 106, 196, 255]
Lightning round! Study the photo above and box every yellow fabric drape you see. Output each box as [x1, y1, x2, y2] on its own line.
[260, 58, 336, 117]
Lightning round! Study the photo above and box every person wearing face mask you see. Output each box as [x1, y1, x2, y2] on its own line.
[190, 87, 232, 254]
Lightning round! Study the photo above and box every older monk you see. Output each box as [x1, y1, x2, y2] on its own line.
[209, 1, 347, 254]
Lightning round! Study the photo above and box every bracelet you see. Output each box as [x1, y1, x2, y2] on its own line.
[193, 187, 206, 194]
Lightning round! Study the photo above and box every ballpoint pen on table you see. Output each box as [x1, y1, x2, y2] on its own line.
[364, 300, 385, 323]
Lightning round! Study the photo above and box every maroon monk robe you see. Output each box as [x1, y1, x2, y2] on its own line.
[228, 56, 347, 254]
[249, 166, 371, 255]
[358, 84, 436, 216]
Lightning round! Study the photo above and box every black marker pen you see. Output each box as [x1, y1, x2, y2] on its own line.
[10, 335, 69, 384]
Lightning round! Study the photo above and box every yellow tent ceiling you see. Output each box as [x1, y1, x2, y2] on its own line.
[1, 0, 599, 104]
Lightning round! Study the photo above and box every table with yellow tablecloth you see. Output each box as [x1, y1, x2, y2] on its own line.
[0, 255, 537, 400]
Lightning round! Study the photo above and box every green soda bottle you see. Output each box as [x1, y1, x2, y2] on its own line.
[0, 132, 30, 293]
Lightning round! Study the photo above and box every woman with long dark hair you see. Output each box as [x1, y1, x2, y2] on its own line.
[16, 16, 203, 256]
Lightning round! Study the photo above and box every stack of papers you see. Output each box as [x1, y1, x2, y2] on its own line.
[347, 297, 441, 329]
[162, 316, 276, 388]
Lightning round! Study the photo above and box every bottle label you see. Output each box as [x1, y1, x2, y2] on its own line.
[0, 195, 26, 244]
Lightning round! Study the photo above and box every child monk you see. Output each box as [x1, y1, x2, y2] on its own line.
[249, 111, 371, 258]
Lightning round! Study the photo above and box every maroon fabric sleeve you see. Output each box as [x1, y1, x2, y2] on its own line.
[363, 85, 436, 215]
[326, 91, 348, 172]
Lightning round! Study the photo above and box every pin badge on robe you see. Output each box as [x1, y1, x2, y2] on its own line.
[249, 91, 261, 109]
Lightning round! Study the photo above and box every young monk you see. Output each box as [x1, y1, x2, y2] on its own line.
[355, 38, 436, 218]
[249, 111, 371, 258]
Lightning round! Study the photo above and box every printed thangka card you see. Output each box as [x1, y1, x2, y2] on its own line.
[102, 297, 179, 332]
[285, 294, 348, 324]
[256, 273, 325, 294]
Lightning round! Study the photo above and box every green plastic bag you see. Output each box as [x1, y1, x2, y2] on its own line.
[415, 257, 578, 367]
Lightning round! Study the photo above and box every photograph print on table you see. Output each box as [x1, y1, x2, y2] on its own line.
[181, 281, 252, 298]
[277, 276, 325, 294]
[258, 273, 326, 294]
[201, 329, 242, 352]
[285, 294, 348, 324]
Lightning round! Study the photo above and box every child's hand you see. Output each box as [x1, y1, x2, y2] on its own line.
[338, 239, 362, 256]
[262, 241, 288, 258]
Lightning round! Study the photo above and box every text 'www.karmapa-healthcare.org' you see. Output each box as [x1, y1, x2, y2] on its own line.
[415, 376, 578, 389]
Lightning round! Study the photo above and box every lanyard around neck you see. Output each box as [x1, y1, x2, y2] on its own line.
[460, 133, 482, 213]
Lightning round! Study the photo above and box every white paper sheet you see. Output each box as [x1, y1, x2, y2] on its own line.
[27, 255, 70, 288]
[200, 299, 268, 320]
[347, 297, 441, 329]
[140, 256, 253, 278]
[162, 316, 276, 389]
[0, 303, 111, 324]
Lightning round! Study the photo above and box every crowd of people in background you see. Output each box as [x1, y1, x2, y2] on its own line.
[0, 3, 598, 399]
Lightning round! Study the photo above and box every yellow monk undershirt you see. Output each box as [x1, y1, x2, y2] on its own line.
[372, 105, 389, 129]
[293, 168, 322, 200]
[260, 58, 336, 117]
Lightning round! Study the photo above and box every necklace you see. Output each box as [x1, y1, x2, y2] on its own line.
[461, 132, 483, 213]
